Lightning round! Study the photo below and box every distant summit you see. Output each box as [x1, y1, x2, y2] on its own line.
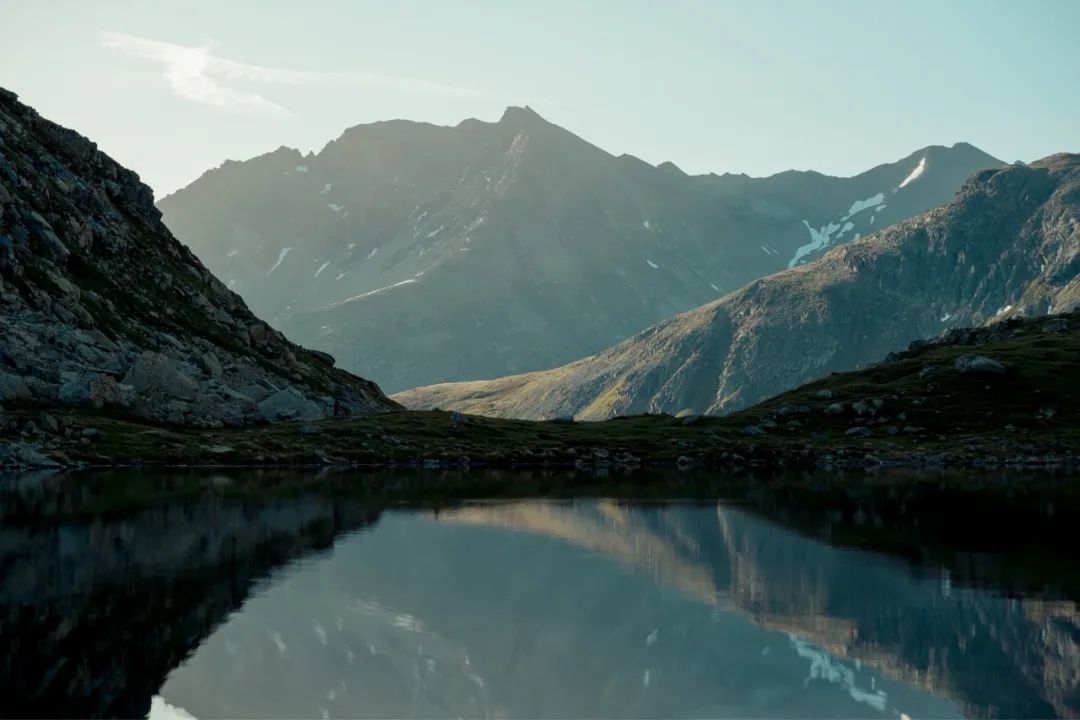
[159, 107, 1001, 392]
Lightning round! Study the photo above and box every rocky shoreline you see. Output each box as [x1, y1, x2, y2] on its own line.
[2, 407, 1077, 473]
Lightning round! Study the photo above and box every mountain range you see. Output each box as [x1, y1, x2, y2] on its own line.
[158, 107, 1000, 393]
[0, 87, 396, 426]
[397, 153, 1080, 419]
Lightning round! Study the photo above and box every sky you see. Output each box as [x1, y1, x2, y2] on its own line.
[2, 0, 1079, 197]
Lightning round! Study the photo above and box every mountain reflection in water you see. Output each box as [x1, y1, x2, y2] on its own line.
[1, 471, 1078, 719]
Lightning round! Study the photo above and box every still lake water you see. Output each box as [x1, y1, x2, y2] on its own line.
[1, 470, 1078, 718]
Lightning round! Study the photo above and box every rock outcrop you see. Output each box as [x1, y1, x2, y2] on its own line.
[0, 87, 397, 425]
[396, 154, 1080, 419]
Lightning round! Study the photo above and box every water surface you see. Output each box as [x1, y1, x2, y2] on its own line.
[2, 470, 1077, 718]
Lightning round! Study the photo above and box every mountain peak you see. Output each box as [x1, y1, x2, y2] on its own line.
[499, 105, 546, 126]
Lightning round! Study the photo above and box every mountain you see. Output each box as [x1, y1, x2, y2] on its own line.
[0, 87, 396, 425]
[396, 154, 1080, 419]
[158, 107, 1000, 392]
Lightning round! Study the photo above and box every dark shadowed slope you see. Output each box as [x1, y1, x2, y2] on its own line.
[159, 106, 999, 391]
[0, 87, 397, 425]
[397, 154, 1080, 419]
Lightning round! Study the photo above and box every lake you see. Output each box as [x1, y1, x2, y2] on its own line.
[2, 469, 1077, 718]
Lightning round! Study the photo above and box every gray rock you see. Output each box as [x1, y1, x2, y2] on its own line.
[824, 402, 845, 416]
[59, 372, 135, 409]
[813, 389, 834, 400]
[89, 375, 136, 408]
[200, 352, 223, 378]
[846, 426, 872, 437]
[852, 398, 883, 416]
[308, 349, 336, 367]
[954, 354, 1006, 375]
[124, 352, 199, 400]
[1041, 318, 1070, 333]
[0, 371, 32, 401]
[39, 412, 60, 434]
[257, 388, 325, 422]
[743, 424, 765, 436]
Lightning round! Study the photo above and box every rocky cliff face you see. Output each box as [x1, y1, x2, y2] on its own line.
[159, 106, 999, 392]
[396, 154, 1080, 419]
[0, 88, 397, 425]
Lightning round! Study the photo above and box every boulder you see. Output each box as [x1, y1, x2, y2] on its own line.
[89, 375, 136, 408]
[954, 354, 1007, 375]
[824, 402, 845, 416]
[257, 388, 324, 422]
[123, 352, 199, 400]
[200, 352, 223, 378]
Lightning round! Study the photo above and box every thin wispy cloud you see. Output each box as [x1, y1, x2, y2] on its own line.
[101, 31, 502, 114]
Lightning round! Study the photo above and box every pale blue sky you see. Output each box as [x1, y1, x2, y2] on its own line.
[3, 0, 1078, 196]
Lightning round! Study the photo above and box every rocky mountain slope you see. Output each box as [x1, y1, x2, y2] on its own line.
[158, 107, 999, 391]
[397, 154, 1080, 419]
[0, 87, 396, 425]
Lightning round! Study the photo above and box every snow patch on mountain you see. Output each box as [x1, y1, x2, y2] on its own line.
[899, 157, 926, 188]
[842, 193, 886, 220]
[789, 221, 841, 268]
[266, 247, 292, 276]
[328, 278, 419, 308]
[313, 261, 330, 278]
[646, 259, 659, 269]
